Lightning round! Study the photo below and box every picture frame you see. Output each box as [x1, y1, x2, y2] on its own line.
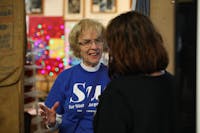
[25, 0, 43, 15]
[91, 0, 117, 13]
[64, 0, 84, 20]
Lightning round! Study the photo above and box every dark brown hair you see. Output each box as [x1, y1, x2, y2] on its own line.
[106, 11, 169, 79]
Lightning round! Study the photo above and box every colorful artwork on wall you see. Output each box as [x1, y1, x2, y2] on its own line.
[28, 16, 67, 77]
[49, 38, 65, 58]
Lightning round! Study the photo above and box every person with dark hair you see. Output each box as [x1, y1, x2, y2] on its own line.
[93, 11, 176, 133]
[39, 18, 110, 133]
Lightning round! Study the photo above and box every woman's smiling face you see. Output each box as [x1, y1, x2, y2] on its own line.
[78, 30, 104, 67]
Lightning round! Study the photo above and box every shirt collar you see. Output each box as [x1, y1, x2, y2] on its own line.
[80, 62, 101, 72]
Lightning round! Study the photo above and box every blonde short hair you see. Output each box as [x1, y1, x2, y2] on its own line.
[69, 19, 106, 58]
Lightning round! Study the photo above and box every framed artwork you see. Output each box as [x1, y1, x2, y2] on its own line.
[91, 0, 117, 13]
[25, 0, 43, 15]
[64, 0, 84, 20]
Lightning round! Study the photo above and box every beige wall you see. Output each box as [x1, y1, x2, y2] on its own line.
[84, 0, 131, 26]
[151, 0, 175, 74]
[44, 0, 132, 26]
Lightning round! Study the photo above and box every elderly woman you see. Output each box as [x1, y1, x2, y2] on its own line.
[40, 19, 110, 133]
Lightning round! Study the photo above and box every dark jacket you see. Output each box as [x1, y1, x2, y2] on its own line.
[93, 71, 176, 133]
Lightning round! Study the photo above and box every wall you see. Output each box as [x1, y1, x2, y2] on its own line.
[151, 0, 175, 74]
[44, 0, 131, 25]
[84, 0, 131, 26]
[44, 0, 63, 16]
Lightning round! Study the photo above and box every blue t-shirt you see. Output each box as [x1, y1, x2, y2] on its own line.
[45, 63, 110, 133]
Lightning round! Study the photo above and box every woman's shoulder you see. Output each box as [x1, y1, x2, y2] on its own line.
[56, 64, 81, 78]
[106, 72, 174, 90]
[164, 71, 174, 78]
[100, 63, 108, 69]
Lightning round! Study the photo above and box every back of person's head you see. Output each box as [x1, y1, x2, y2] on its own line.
[69, 19, 106, 58]
[106, 11, 169, 79]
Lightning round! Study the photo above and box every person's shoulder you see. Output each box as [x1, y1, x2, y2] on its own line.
[101, 77, 131, 99]
[99, 63, 108, 71]
[163, 71, 175, 79]
[109, 75, 138, 83]
[100, 63, 108, 68]
[57, 64, 81, 78]
[105, 75, 146, 93]
[165, 71, 174, 76]
[105, 76, 130, 91]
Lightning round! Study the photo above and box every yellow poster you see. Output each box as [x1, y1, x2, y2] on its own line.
[49, 38, 65, 58]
